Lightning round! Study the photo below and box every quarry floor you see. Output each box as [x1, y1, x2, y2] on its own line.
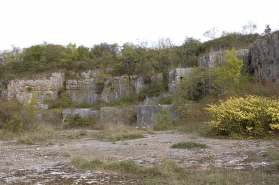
[0, 129, 279, 184]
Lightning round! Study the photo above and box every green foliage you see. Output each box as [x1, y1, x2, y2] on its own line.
[213, 48, 243, 94]
[205, 95, 279, 137]
[196, 33, 259, 55]
[139, 78, 168, 100]
[64, 115, 96, 128]
[153, 108, 173, 131]
[171, 141, 207, 149]
[0, 98, 38, 133]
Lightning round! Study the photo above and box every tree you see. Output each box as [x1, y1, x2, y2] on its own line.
[213, 47, 243, 94]
[263, 25, 271, 35]
[203, 27, 219, 40]
[242, 21, 257, 34]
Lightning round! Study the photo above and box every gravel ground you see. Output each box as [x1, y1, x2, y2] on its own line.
[0, 129, 278, 184]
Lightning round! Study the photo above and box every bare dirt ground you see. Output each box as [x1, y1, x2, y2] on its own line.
[0, 129, 278, 184]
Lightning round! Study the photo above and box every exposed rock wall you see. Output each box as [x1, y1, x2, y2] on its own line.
[136, 105, 176, 127]
[101, 75, 137, 103]
[66, 79, 100, 105]
[7, 73, 64, 105]
[198, 49, 250, 69]
[144, 93, 170, 105]
[62, 108, 99, 119]
[250, 31, 279, 81]
[168, 68, 192, 91]
[67, 75, 137, 104]
[100, 107, 135, 124]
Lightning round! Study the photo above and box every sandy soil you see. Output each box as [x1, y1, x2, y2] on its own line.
[0, 129, 278, 184]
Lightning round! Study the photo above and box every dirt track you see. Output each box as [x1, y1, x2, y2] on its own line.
[0, 129, 278, 184]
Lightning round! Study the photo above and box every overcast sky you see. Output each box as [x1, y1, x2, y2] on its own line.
[0, 0, 278, 51]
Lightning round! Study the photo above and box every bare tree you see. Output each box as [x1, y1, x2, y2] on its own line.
[242, 21, 257, 34]
[203, 27, 219, 39]
[263, 25, 271, 35]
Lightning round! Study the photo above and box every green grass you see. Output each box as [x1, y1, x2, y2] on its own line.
[71, 157, 181, 175]
[102, 124, 148, 142]
[171, 141, 207, 149]
[71, 157, 279, 185]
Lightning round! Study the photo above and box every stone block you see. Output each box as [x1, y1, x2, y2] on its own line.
[136, 105, 177, 127]
[62, 108, 100, 119]
[100, 107, 135, 124]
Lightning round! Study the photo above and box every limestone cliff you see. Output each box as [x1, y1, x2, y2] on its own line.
[7, 73, 64, 105]
[67, 75, 137, 104]
[250, 31, 279, 82]
[198, 49, 250, 69]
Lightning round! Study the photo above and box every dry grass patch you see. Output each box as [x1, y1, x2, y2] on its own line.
[102, 123, 153, 142]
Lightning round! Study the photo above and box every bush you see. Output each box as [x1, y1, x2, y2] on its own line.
[153, 108, 173, 131]
[205, 95, 279, 137]
[64, 115, 96, 128]
[171, 141, 207, 149]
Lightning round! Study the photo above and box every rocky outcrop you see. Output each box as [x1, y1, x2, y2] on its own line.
[7, 73, 64, 105]
[136, 105, 176, 127]
[250, 31, 279, 82]
[100, 107, 135, 124]
[168, 68, 192, 91]
[101, 75, 137, 103]
[144, 93, 170, 105]
[67, 75, 137, 104]
[62, 108, 99, 119]
[198, 49, 250, 69]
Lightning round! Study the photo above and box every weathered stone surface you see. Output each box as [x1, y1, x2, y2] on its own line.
[168, 68, 192, 91]
[198, 49, 250, 69]
[136, 105, 176, 126]
[66, 79, 100, 104]
[101, 75, 137, 103]
[62, 108, 100, 119]
[38, 103, 49, 110]
[67, 75, 137, 104]
[135, 77, 144, 94]
[7, 73, 64, 105]
[100, 107, 135, 124]
[144, 93, 170, 105]
[250, 31, 279, 81]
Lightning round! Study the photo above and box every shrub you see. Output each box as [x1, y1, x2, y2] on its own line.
[64, 115, 96, 128]
[153, 108, 173, 131]
[205, 95, 279, 137]
[171, 141, 207, 149]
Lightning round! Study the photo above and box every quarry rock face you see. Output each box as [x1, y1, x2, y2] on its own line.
[198, 49, 250, 69]
[7, 73, 64, 105]
[250, 31, 279, 81]
[136, 105, 177, 127]
[66, 78, 100, 105]
[62, 108, 99, 119]
[100, 107, 135, 124]
[66, 75, 137, 105]
[144, 93, 170, 105]
[101, 75, 137, 103]
[168, 68, 192, 91]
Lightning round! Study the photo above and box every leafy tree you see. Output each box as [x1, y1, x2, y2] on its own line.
[213, 47, 243, 94]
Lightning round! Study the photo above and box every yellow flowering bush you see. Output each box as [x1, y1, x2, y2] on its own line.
[205, 95, 279, 137]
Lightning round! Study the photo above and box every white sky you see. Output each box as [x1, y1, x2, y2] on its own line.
[0, 0, 278, 51]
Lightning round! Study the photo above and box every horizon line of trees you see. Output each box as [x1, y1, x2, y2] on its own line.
[1, 21, 271, 82]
